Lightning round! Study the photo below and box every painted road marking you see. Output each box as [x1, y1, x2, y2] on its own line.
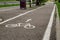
[5, 24, 19, 27]
[25, 19, 32, 22]
[5, 18, 35, 29]
[5, 23, 23, 28]
[5, 23, 35, 29]
[42, 4, 56, 40]
[0, 5, 47, 25]
[24, 23, 35, 29]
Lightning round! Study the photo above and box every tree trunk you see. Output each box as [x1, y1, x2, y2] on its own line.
[20, 0, 26, 9]
[29, 0, 31, 7]
[36, 0, 40, 6]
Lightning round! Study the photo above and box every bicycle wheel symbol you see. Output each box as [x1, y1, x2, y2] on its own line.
[24, 23, 35, 29]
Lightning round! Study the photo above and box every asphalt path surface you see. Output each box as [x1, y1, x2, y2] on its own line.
[0, 6, 38, 20]
[0, 3, 55, 40]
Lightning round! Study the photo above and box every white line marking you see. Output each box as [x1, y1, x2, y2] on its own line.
[0, 5, 47, 24]
[24, 23, 35, 29]
[25, 19, 32, 22]
[42, 5, 56, 40]
[5, 24, 18, 27]
[5, 23, 23, 27]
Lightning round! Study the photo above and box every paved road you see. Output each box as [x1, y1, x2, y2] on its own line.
[0, 6, 38, 20]
[0, 3, 56, 40]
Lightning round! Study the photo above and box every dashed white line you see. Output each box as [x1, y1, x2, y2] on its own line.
[25, 19, 32, 22]
[42, 4, 56, 40]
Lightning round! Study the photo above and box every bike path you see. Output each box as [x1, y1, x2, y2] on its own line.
[0, 6, 38, 21]
[0, 3, 55, 40]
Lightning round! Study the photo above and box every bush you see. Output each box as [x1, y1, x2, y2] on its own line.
[56, 2, 60, 17]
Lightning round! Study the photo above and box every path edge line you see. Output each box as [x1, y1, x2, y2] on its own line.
[42, 4, 56, 40]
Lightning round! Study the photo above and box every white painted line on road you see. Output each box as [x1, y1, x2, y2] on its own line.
[25, 19, 32, 22]
[24, 23, 35, 29]
[5, 24, 18, 27]
[42, 5, 56, 40]
[0, 5, 47, 24]
[5, 23, 23, 27]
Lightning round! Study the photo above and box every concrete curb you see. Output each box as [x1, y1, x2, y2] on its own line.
[56, 4, 60, 40]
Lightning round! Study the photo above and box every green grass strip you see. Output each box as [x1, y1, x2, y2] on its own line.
[0, 4, 19, 8]
[56, 2, 60, 17]
[0, 0, 16, 1]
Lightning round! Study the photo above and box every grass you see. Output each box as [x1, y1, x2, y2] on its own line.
[0, 0, 16, 1]
[0, 4, 19, 8]
[56, 2, 60, 17]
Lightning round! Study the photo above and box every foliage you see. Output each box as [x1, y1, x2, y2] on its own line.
[0, 0, 16, 1]
[0, 4, 19, 8]
[56, 2, 60, 17]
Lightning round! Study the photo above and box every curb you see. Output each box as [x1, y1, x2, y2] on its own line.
[42, 4, 56, 40]
[56, 4, 60, 40]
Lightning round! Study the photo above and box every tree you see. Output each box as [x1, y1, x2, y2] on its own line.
[29, 0, 31, 7]
[32, 0, 35, 4]
[58, 0, 60, 2]
[36, 0, 40, 6]
[36, 0, 48, 6]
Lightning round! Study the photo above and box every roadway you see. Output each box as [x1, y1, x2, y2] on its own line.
[0, 3, 56, 40]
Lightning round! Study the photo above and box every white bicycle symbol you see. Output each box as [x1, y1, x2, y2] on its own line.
[5, 23, 35, 29]
[5, 19, 35, 29]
